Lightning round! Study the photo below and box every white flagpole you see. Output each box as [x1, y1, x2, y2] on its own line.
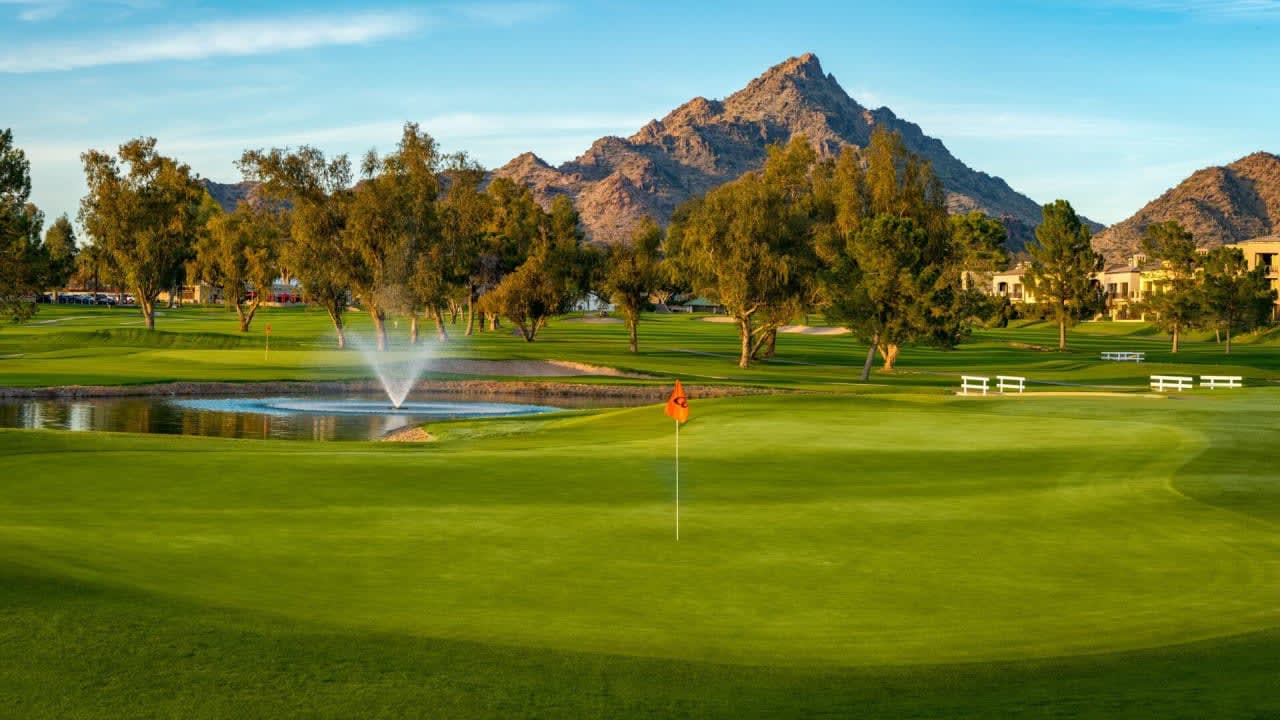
[675, 419, 680, 541]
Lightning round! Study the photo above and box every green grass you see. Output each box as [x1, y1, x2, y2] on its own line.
[2, 308, 1279, 717]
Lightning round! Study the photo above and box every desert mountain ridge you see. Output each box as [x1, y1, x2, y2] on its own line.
[202, 53, 1102, 250]
[1091, 151, 1280, 261]
[493, 53, 1101, 249]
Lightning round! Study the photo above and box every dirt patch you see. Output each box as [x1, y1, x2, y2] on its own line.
[1009, 342, 1055, 352]
[381, 426, 435, 442]
[955, 391, 1161, 398]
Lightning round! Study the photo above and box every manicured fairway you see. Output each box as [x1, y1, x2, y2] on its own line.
[2, 391, 1279, 717]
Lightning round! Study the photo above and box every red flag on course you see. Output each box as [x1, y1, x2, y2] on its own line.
[664, 380, 690, 424]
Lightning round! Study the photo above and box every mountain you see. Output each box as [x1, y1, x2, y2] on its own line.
[494, 53, 1091, 249]
[201, 179, 256, 212]
[1091, 152, 1280, 261]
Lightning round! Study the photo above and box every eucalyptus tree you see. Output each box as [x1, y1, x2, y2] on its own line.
[1140, 220, 1202, 353]
[667, 137, 818, 368]
[818, 129, 963, 378]
[42, 214, 79, 302]
[79, 137, 207, 330]
[239, 146, 353, 348]
[1025, 199, 1103, 351]
[475, 177, 544, 331]
[438, 155, 491, 336]
[600, 218, 665, 352]
[0, 129, 47, 323]
[194, 202, 283, 332]
[477, 195, 592, 342]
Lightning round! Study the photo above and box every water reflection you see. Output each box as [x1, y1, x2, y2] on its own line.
[0, 392, 644, 441]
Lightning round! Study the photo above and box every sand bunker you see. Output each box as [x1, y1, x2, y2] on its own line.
[431, 359, 643, 377]
[700, 317, 850, 335]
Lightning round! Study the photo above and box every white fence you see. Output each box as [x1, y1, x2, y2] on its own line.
[997, 375, 1026, 394]
[1200, 375, 1243, 389]
[960, 375, 990, 396]
[1102, 351, 1145, 362]
[1150, 375, 1194, 392]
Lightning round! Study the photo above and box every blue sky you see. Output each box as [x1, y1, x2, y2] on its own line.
[2, 0, 1278, 229]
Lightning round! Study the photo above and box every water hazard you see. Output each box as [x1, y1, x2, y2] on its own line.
[0, 392, 639, 441]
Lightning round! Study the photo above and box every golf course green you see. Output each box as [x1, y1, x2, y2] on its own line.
[2, 306, 1278, 717]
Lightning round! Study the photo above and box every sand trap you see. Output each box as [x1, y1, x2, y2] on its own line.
[701, 317, 850, 335]
[563, 316, 624, 324]
[431, 359, 645, 378]
[956, 391, 1161, 399]
[779, 325, 850, 336]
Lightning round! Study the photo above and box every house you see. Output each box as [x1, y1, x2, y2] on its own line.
[681, 296, 727, 314]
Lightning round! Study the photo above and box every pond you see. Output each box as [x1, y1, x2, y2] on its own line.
[0, 392, 644, 441]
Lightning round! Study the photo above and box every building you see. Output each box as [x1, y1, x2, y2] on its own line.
[1226, 235, 1280, 317]
[991, 265, 1033, 303]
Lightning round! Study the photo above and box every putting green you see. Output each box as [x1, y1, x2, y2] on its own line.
[3, 393, 1277, 668]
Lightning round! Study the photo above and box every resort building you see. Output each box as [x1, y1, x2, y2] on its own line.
[1226, 235, 1280, 317]
[991, 264, 1033, 303]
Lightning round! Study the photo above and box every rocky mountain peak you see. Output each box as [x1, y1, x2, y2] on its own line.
[494, 53, 1075, 247]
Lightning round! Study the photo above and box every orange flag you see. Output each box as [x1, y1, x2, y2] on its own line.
[664, 380, 690, 424]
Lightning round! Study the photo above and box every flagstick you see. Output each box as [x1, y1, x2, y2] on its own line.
[675, 419, 680, 542]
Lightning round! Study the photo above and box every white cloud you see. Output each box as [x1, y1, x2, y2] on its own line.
[0, 11, 425, 72]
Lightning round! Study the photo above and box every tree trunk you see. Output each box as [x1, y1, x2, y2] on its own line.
[236, 299, 260, 333]
[464, 291, 475, 336]
[409, 314, 419, 345]
[762, 328, 777, 359]
[627, 314, 638, 353]
[370, 308, 387, 351]
[448, 300, 459, 325]
[1225, 328, 1232, 354]
[737, 315, 752, 368]
[879, 342, 900, 371]
[860, 332, 879, 382]
[141, 298, 155, 330]
[328, 308, 346, 349]
[1058, 317, 1067, 351]
[1171, 323, 1179, 353]
[488, 313, 499, 332]
[432, 307, 448, 342]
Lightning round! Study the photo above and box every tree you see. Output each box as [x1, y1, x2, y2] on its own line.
[668, 137, 819, 368]
[343, 125, 442, 351]
[79, 138, 206, 330]
[1201, 246, 1275, 354]
[949, 211, 1008, 291]
[477, 195, 590, 342]
[1024, 199, 1103, 351]
[817, 130, 965, 378]
[195, 202, 283, 332]
[1140, 221, 1202, 353]
[73, 241, 115, 299]
[0, 129, 46, 324]
[438, 155, 491, 336]
[475, 177, 545, 332]
[42, 214, 78, 302]
[240, 146, 353, 348]
[601, 218, 665, 352]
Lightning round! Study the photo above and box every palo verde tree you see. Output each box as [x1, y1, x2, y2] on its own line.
[194, 201, 283, 332]
[1024, 199, 1103, 351]
[42, 214, 78, 302]
[818, 129, 965, 378]
[0, 129, 47, 324]
[1201, 245, 1275, 354]
[668, 137, 819, 368]
[600, 218, 665, 353]
[1140, 220, 1203, 353]
[240, 146, 353, 348]
[79, 137, 206, 330]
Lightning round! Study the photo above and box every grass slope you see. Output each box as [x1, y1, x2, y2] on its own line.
[2, 391, 1279, 717]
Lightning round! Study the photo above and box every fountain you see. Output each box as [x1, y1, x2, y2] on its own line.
[351, 334, 435, 409]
